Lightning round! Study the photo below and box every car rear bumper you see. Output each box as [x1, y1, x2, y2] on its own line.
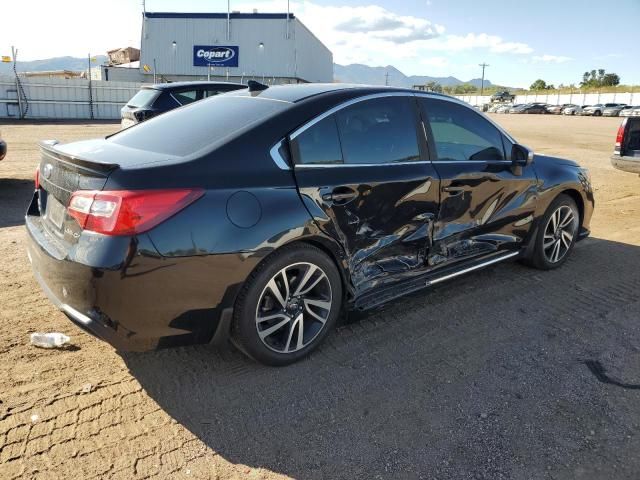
[25, 193, 243, 352]
[611, 156, 640, 174]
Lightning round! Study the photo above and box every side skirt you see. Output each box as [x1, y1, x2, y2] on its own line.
[354, 250, 520, 311]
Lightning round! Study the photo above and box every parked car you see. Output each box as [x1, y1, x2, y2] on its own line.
[26, 83, 594, 365]
[611, 117, 640, 174]
[487, 104, 502, 113]
[491, 91, 516, 103]
[603, 105, 630, 117]
[563, 105, 586, 115]
[0, 132, 6, 161]
[120, 81, 246, 128]
[620, 105, 640, 117]
[511, 103, 548, 114]
[546, 104, 575, 114]
[581, 103, 623, 117]
[507, 104, 525, 113]
[495, 104, 513, 113]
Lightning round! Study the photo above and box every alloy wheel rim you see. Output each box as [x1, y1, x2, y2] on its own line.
[255, 262, 332, 354]
[543, 205, 577, 263]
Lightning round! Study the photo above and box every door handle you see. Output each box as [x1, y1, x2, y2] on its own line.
[443, 186, 466, 196]
[321, 187, 359, 204]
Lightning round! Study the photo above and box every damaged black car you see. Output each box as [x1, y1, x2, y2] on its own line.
[26, 83, 594, 365]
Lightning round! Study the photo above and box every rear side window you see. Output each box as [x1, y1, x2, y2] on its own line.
[172, 90, 199, 105]
[152, 92, 180, 110]
[335, 97, 420, 164]
[291, 96, 420, 166]
[204, 89, 223, 98]
[421, 98, 505, 161]
[110, 96, 289, 156]
[291, 115, 343, 165]
[126, 89, 160, 108]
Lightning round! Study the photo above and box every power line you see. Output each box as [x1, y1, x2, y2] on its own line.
[385, 71, 390, 86]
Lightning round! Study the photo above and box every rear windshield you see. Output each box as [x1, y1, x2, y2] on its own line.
[110, 95, 289, 156]
[126, 89, 160, 108]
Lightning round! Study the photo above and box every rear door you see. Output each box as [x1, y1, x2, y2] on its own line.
[418, 97, 538, 268]
[290, 94, 440, 294]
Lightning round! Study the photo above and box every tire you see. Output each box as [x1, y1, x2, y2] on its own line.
[231, 243, 343, 366]
[523, 194, 580, 270]
[594, 110, 602, 117]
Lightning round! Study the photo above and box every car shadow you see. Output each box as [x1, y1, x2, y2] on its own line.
[0, 178, 33, 228]
[123, 237, 640, 479]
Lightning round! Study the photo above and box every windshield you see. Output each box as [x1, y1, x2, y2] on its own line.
[126, 89, 160, 108]
[110, 95, 289, 156]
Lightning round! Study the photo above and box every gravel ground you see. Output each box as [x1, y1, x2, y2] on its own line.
[0, 115, 639, 479]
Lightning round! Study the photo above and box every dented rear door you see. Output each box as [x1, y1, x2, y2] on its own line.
[291, 94, 440, 295]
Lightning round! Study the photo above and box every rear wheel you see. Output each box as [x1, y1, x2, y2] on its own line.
[232, 244, 342, 366]
[523, 194, 579, 270]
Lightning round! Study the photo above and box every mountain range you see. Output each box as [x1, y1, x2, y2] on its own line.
[0, 56, 493, 88]
[0, 56, 108, 75]
[334, 63, 492, 88]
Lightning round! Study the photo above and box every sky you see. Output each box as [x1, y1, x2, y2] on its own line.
[1, 0, 638, 87]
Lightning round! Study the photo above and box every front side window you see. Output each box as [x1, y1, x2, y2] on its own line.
[421, 98, 505, 161]
[291, 115, 343, 165]
[335, 97, 420, 165]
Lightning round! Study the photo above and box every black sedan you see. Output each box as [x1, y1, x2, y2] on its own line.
[511, 103, 549, 114]
[120, 81, 246, 128]
[27, 84, 594, 365]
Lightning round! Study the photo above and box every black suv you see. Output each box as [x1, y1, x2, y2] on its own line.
[491, 91, 516, 103]
[120, 81, 246, 128]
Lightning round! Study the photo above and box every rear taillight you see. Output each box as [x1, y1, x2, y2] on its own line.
[35, 167, 40, 190]
[67, 188, 204, 236]
[615, 118, 627, 154]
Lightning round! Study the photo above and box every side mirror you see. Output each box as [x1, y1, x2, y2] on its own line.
[511, 144, 534, 166]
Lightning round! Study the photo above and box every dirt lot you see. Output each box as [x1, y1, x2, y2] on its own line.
[0, 115, 639, 480]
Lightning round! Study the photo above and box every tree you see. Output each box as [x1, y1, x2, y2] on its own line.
[602, 73, 620, 86]
[452, 83, 478, 94]
[424, 81, 443, 93]
[530, 79, 550, 90]
[580, 69, 621, 88]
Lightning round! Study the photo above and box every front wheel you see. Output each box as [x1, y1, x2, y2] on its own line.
[232, 244, 342, 366]
[523, 194, 580, 270]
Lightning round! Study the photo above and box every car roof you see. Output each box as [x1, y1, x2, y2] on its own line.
[144, 81, 246, 91]
[224, 83, 450, 103]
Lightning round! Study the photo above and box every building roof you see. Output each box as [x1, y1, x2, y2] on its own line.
[144, 81, 246, 90]
[144, 12, 295, 20]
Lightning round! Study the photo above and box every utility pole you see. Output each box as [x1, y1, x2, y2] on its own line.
[385, 71, 390, 86]
[87, 53, 94, 120]
[479, 63, 489, 95]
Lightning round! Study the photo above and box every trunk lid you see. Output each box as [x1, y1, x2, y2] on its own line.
[37, 141, 118, 237]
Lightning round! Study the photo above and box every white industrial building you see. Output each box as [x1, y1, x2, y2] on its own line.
[99, 11, 333, 84]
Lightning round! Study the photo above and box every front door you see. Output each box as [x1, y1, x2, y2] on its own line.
[418, 97, 538, 268]
[290, 95, 440, 295]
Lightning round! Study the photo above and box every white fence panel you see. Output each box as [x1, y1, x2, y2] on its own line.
[0, 75, 143, 120]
